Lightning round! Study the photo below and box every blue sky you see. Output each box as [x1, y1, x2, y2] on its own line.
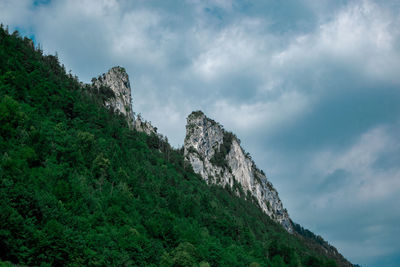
[1, 0, 400, 265]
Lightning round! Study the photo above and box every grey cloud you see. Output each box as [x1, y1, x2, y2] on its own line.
[318, 169, 350, 193]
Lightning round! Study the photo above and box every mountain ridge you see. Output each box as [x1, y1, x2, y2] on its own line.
[91, 65, 352, 266]
[0, 26, 352, 266]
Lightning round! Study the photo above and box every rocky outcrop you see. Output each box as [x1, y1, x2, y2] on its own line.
[184, 111, 293, 232]
[92, 66, 134, 127]
[92, 66, 158, 135]
[134, 114, 158, 135]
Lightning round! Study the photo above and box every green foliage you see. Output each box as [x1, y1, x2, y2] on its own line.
[272, 255, 285, 267]
[0, 26, 339, 266]
[171, 242, 197, 267]
[0, 95, 26, 138]
[292, 221, 346, 265]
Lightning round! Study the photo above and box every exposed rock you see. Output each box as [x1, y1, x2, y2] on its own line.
[92, 66, 160, 136]
[184, 110, 293, 232]
[92, 66, 134, 128]
[134, 114, 158, 135]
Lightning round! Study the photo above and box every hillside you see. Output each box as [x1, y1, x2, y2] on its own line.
[0, 26, 349, 266]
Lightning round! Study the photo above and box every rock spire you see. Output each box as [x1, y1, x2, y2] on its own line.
[92, 66, 134, 127]
[184, 111, 293, 232]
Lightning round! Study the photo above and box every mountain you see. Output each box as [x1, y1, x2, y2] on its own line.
[91, 67, 293, 232]
[97, 65, 351, 265]
[184, 111, 292, 232]
[0, 26, 351, 266]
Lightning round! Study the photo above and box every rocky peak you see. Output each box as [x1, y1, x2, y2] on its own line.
[92, 66, 159, 135]
[184, 111, 293, 232]
[92, 66, 134, 127]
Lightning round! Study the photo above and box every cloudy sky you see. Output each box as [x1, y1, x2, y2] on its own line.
[2, 0, 400, 265]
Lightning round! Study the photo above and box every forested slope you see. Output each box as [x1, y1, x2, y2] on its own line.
[0, 26, 341, 266]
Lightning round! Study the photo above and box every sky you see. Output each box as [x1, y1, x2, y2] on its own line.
[1, 0, 400, 265]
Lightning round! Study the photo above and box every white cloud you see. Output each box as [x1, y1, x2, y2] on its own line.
[188, 0, 234, 15]
[210, 91, 310, 134]
[0, 0, 32, 31]
[192, 18, 272, 81]
[311, 126, 400, 202]
[111, 9, 168, 66]
[272, 0, 400, 86]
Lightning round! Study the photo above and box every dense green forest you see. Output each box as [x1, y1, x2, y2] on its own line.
[0, 26, 342, 266]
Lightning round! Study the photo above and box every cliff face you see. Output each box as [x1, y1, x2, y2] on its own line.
[184, 111, 293, 232]
[92, 67, 157, 135]
[92, 66, 134, 127]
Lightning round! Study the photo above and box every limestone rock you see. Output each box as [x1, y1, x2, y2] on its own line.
[184, 111, 293, 232]
[92, 66, 134, 127]
[92, 66, 160, 136]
